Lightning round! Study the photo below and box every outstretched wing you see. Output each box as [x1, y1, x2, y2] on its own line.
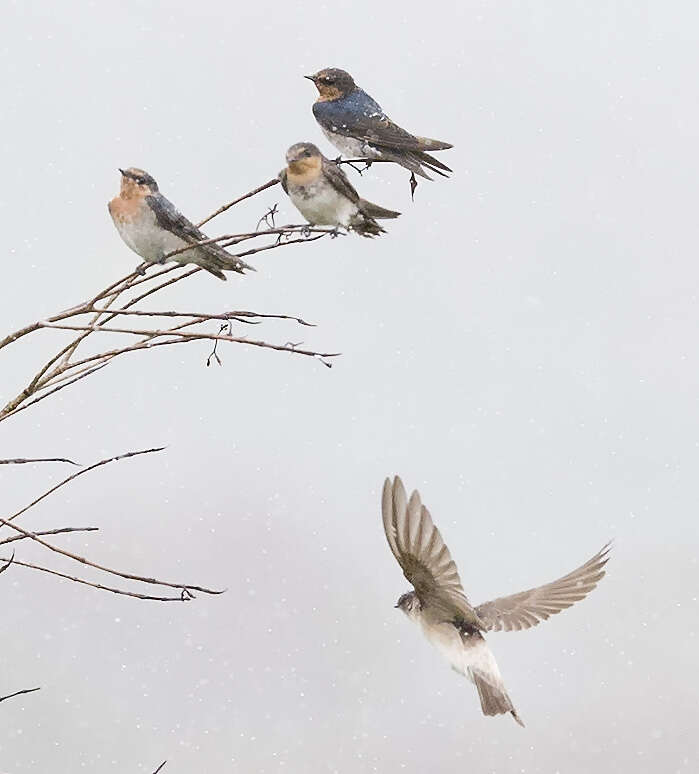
[382, 476, 481, 627]
[475, 544, 611, 633]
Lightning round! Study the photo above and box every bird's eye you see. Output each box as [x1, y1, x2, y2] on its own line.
[136, 177, 147, 185]
[323, 76, 333, 83]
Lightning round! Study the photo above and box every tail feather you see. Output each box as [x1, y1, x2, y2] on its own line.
[470, 668, 524, 727]
[206, 244, 257, 275]
[416, 136, 453, 151]
[359, 199, 401, 220]
[350, 214, 386, 238]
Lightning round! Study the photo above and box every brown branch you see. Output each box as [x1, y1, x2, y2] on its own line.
[0, 687, 41, 704]
[0, 179, 338, 421]
[5, 447, 165, 525]
[86, 308, 315, 327]
[0, 556, 200, 602]
[196, 177, 280, 227]
[0, 526, 98, 546]
[0, 516, 225, 595]
[0, 457, 79, 466]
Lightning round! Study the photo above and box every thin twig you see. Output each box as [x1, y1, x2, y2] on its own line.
[0, 517, 224, 595]
[152, 762, 168, 774]
[5, 448, 165, 525]
[0, 457, 79, 466]
[196, 177, 280, 227]
[0, 687, 41, 704]
[0, 526, 98, 546]
[0, 556, 200, 602]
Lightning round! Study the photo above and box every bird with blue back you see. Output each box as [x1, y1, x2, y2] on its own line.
[306, 67, 453, 197]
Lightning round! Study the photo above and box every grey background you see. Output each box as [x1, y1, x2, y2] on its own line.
[1, 1, 697, 772]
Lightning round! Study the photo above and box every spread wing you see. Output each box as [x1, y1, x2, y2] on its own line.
[146, 194, 209, 245]
[382, 476, 482, 627]
[475, 543, 611, 633]
[321, 157, 360, 204]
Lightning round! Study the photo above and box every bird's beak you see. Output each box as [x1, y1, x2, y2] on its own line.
[394, 603, 400, 608]
[304, 74, 316, 82]
[118, 168, 126, 176]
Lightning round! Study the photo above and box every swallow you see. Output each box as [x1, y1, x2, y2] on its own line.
[108, 167, 254, 280]
[382, 476, 611, 726]
[305, 68, 453, 192]
[279, 143, 400, 237]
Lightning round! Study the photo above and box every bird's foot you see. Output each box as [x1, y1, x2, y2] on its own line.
[301, 224, 312, 237]
[135, 262, 147, 276]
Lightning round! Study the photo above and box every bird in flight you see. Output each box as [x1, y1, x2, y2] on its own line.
[108, 167, 254, 280]
[306, 68, 453, 196]
[382, 476, 611, 726]
[279, 142, 400, 237]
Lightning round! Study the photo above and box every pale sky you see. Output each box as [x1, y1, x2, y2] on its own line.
[1, 2, 697, 772]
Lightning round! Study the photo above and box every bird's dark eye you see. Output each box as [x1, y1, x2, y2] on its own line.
[323, 76, 333, 83]
[136, 177, 147, 184]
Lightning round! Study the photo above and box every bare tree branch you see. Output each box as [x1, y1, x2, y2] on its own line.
[0, 526, 98, 546]
[5, 447, 165, 526]
[0, 180, 339, 422]
[152, 761, 168, 774]
[0, 457, 79, 466]
[0, 556, 201, 602]
[0, 687, 41, 704]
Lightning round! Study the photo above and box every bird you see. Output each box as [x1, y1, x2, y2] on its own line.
[305, 67, 453, 194]
[108, 167, 255, 280]
[382, 476, 611, 726]
[279, 143, 400, 237]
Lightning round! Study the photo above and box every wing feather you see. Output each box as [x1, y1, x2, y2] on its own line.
[381, 476, 482, 627]
[475, 543, 611, 633]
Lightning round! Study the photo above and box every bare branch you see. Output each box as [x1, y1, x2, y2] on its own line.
[152, 762, 168, 774]
[0, 457, 79, 466]
[5, 447, 165, 526]
[0, 556, 201, 602]
[0, 526, 98, 546]
[0, 516, 224, 595]
[0, 687, 41, 704]
[196, 177, 280, 227]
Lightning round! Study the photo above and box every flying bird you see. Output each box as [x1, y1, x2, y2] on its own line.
[108, 167, 254, 280]
[280, 143, 400, 237]
[382, 476, 611, 726]
[306, 67, 453, 193]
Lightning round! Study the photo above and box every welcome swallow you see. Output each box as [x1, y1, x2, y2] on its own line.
[279, 143, 400, 237]
[108, 167, 254, 280]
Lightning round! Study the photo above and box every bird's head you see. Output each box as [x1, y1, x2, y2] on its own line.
[285, 142, 323, 177]
[395, 590, 420, 619]
[118, 167, 158, 198]
[304, 68, 356, 101]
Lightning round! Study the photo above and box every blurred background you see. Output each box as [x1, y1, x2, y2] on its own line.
[1, 1, 697, 771]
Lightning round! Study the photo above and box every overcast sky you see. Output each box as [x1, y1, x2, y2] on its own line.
[1, 2, 697, 772]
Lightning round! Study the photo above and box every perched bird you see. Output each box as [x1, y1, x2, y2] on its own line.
[108, 167, 254, 280]
[382, 476, 611, 726]
[305, 67, 453, 191]
[279, 143, 400, 237]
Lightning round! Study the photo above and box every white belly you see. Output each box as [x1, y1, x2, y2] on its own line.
[288, 180, 358, 228]
[113, 208, 188, 264]
[419, 619, 471, 678]
[320, 127, 382, 160]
